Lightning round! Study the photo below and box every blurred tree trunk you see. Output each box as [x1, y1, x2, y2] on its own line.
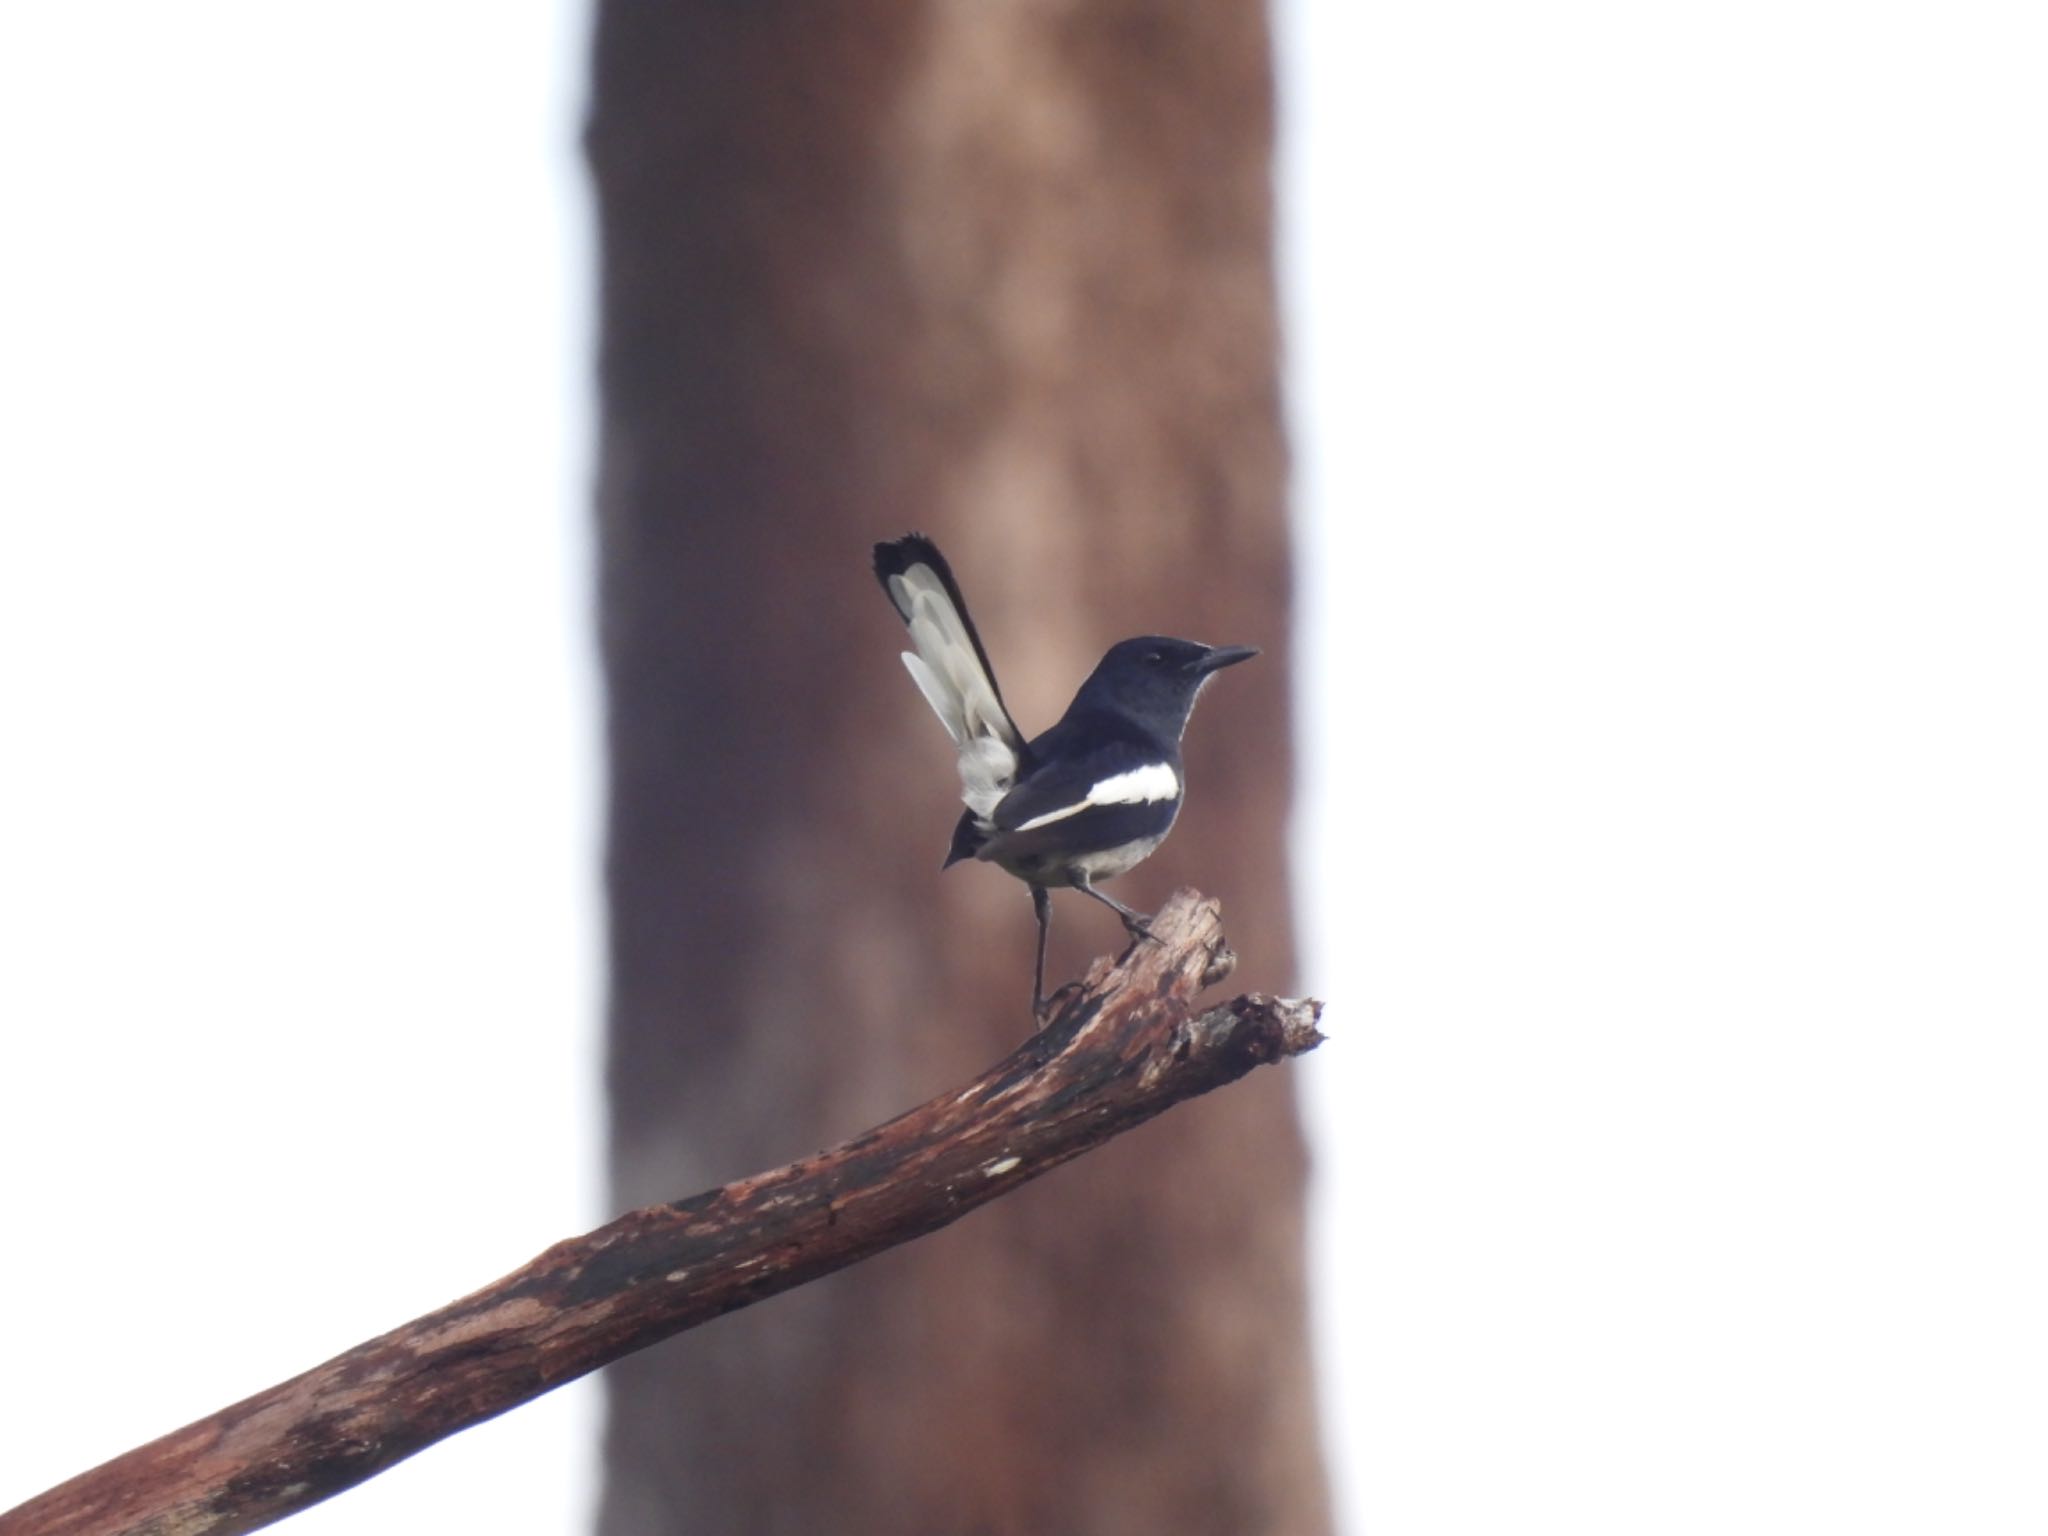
[587, 5, 1327, 1535]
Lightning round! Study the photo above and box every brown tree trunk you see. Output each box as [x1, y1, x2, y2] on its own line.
[587, 4, 1327, 1534]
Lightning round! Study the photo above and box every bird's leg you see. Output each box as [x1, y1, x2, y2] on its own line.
[1031, 883, 1052, 1019]
[1031, 885, 1087, 1025]
[1074, 875, 1158, 945]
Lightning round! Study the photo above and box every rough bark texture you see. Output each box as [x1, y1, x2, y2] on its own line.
[0, 894, 1319, 1536]
[589, 3, 1324, 1535]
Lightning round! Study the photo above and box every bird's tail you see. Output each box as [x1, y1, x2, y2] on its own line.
[873, 534, 1024, 819]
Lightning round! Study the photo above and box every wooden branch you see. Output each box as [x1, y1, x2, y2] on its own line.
[2, 889, 1322, 1536]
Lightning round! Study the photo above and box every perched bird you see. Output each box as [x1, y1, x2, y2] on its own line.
[873, 533, 1258, 1017]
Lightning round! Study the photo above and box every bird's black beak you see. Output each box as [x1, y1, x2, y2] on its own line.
[1193, 644, 1260, 675]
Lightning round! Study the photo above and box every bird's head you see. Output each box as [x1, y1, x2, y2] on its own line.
[1076, 636, 1260, 739]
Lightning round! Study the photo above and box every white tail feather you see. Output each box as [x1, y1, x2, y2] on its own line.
[886, 567, 1019, 819]
[899, 652, 964, 743]
[957, 736, 1013, 821]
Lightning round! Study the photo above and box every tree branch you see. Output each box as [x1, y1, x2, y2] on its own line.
[1, 889, 1322, 1536]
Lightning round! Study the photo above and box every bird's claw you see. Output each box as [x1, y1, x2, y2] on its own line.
[1033, 979, 1084, 1024]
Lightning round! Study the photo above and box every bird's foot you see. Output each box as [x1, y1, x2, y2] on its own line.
[1033, 979, 1084, 1025]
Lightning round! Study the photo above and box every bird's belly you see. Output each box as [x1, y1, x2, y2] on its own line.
[1072, 833, 1167, 880]
[996, 832, 1166, 888]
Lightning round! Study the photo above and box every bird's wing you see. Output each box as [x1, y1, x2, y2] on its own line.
[989, 741, 1181, 835]
[970, 739, 1183, 871]
[873, 534, 1026, 819]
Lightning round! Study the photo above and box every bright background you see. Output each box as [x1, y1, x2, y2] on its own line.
[4, 4, 2044, 1534]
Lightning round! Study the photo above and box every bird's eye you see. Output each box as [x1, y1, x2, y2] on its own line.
[1144, 650, 1164, 666]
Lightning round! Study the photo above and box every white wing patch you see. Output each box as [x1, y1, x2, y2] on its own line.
[887, 564, 1020, 820]
[1014, 762, 1179, 832]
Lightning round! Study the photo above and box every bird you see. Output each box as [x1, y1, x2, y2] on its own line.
[873, 532, 1258, 1018]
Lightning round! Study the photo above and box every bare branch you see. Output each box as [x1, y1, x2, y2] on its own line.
[1, 889, 1321, 1536]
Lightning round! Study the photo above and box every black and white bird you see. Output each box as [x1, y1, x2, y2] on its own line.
[873, 533, 1258, 1017]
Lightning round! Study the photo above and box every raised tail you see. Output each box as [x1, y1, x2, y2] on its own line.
[873, 534, 1026, 820]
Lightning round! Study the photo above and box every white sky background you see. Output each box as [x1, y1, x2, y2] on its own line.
[3, 4, 2045, 1535]
[0, 7, 603, 1534]
[1284, 4, 2047, 1530]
